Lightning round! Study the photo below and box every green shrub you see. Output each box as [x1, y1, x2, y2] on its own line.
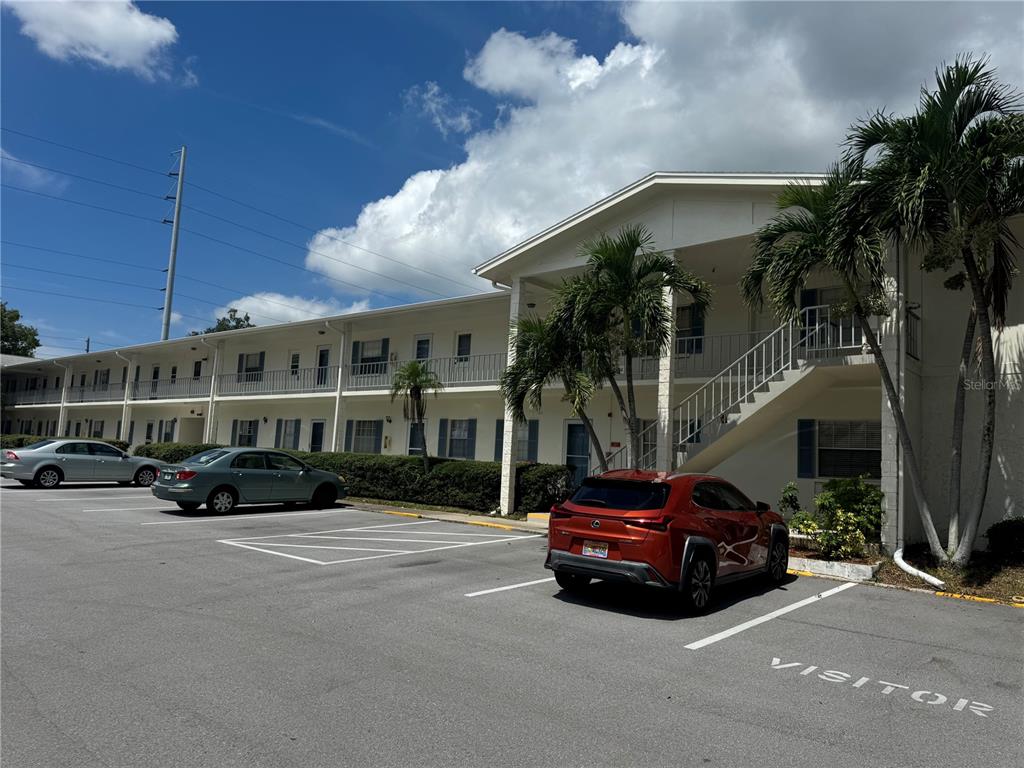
[516, 463, 574, 515]
[985, 517, 1024, 563]
[788, 510, 821, 536]
[133, 443, 225, 463]
[821, 475, 884, 541]
[778, 481, 802, 517]
[814, 491, 866, 560]
[0, 433, 129, 452]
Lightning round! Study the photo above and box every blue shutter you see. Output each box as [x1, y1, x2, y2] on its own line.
[128, 421, 135, 444]
[257, 351, 265, 372]
[236, 354, 244, 374]
[351, 341, 361, 365]
[437, 419, 448, 458]
[380, 338, 390, 361]
[466, 419, 477, 460]
[527, 420, 539, 462]
[252, 420, 260, 446]
[797, 419, 816, 478]
[372, 420, 384, 454]
[157, 420, 164, 443]
[494, 420, 504, 462]
[274, 419, 283, 448]
[344, 419, 353, 452]
[292, 419, 301, 450]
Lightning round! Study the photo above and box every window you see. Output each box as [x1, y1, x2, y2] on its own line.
[408, 422, 426, 455]
[91, 420, 104, 438]
[193, 361, 203, 378]
[183, 449, 229, 465]
[455, 333, 472, 361]
[89, 443, 123, 458]
[266, 453, 304, 471]
[231, 452, 267, 470]
[274, 419, 301, 450]
[493, 420, 538, 462]
[447, 418, 474, 459]
[237, 352, 265, 383]
[145, 421, 155, 443]
[121, 366, 128, 384]
[54, 376, 61, 390]
[74, 422, 82, 437]
[676, 304, 705, 354]
[56, 442, 91, 455]
[234, 419, 259, 447]
[570, 478, 670, 511]
[352, 420, 382, 454]
[161, 420, 175, 442]
[78, 373, 86, 387]
[290, 352, 301, 375]
[351, 339, 388, 375]
[414, 335, 432, 360]
[816, 420, 881, 478]
[170, 366, 177, 382]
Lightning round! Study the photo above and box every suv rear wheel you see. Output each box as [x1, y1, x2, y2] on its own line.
[681, 553, 714, 613]
[554, 572, 591, 593]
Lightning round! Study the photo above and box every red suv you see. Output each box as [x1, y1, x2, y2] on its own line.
[546, 471, 789, 612]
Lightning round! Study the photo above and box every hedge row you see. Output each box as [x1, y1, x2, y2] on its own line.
[125, 442, 573, 515]
[1, 433, 130, 452]
[133, 443, 224, 463]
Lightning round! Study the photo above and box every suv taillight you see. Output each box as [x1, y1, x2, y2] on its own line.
[175, 470, 197, 481]
[549, 505, 571, 520]
[4, 450, 19, 461]
[626, 518, 669, 532]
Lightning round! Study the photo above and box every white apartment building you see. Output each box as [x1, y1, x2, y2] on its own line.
[3, 173, 1021, 551]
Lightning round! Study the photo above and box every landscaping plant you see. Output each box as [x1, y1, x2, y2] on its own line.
[821, 476, 884, 541]
[814, 491, 867, 560]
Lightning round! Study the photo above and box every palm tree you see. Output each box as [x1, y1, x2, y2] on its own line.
[561, 224, 712, 467]
[845, 56, 1022, 563]
[742, 164, 948, 560]
[500, 312, 606, 471]
[390, 360, 443, 472]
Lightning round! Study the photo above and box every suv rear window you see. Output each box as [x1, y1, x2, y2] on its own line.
[569, 478, 670, 510]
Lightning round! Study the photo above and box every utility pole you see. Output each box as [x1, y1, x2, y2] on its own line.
[161, 145, 187, 341]
[85, 337, 90, 353]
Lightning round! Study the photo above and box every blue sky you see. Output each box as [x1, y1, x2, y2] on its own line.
[2, 1, 1020, 357]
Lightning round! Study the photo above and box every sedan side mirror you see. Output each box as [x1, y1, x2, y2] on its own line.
[756, 501, 771, 513]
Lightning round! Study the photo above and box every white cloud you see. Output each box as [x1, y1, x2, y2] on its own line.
[213, 293, 371, 327]
[304, 3, 1022, 297]
[1, 148, 68, 192]
[405, 81, 480, 138]
[5, 0, 179, 81]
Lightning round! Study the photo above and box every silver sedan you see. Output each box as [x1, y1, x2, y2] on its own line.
[1, 439, 164, 488]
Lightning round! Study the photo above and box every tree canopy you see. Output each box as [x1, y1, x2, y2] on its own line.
[189, 309, 256, 336]
[1, 302, 40, 357]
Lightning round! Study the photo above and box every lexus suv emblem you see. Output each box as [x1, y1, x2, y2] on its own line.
[591, 520, 600, 529]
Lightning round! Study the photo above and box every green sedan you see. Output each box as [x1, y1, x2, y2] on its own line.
[151, 447, 347, 513]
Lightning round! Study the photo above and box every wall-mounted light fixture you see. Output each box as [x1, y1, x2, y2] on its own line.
[385, 416, 392, 423]
[317, 330, 326, 335]
[262, 416, 268, 424]
[527, 302, 536, 309]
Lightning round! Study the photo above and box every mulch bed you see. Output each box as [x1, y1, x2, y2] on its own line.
[873, 543, 1024, 604]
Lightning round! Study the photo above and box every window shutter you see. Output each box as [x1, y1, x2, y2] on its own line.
[437, 419, 448, 458]
[157, 420, 164, 443]
[466, 419, 477, 460]
[116, 420, 122, 439]
[257, 351, 265, 371]
[127, 421, 134, 444]
[494, 420, 504, 462]
[372, 420, 384, 454]
[527, 420, 539, 462]
[274, 419, 283, 448]
[252, 420, 260, 446]
[230, 420, 238, 446]
[351, 341, 361, 365]
[344, 420, 353, 452]
[797, 419, 816, 478]
[380, 338, 390, 360]
[236, 354, 244, 374]
[292, 419, 301, 450]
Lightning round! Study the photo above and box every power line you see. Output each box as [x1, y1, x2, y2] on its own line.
[1, 284, 164, 311]
[1, 127, 167, 177]
[2, 183, 159, 224]
[1, 241, 164, 272]
[1, 156, 166, 201]
[2, 126, 484, 294]
[4, 263, 163, 292]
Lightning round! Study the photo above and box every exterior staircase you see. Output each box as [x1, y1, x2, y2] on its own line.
[594, 304, 869, 475]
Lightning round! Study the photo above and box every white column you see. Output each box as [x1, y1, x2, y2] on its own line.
[499, 278, 525, 516]
[57, 364, 71, 436]
[330, 323, 348, 451]
[118, 357, 132, 441]
[203, 342, 221, 443]
[656, 286, 677, 472]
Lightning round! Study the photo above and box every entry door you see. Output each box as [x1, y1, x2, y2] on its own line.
[316, 346, 331, 387]
[310, 420, 326, 453]
[565, 422, 590, 487]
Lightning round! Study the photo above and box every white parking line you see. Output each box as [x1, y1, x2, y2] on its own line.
[84, 506, 173, 512]
[684, 582, 858, 650]
[236, 543, 411, 553]
[10, 495, 154, 503]
[465, 577, 556, 597]
[140, 509, 347, 525]
[286, 535, 472, 545]
[342, 521, 441, 531]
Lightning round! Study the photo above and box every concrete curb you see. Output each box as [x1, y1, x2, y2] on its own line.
[347, 501, 547, 534]
[789, 556, 882, 582]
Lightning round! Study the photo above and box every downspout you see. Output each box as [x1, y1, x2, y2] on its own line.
[894, 548, 945, 588]
[54, 359, 71, 437]
[199, 337, 220, 443]
[114, 351, 132, 443]
[325, 320, 346, 452]
[491, 281, 512, 291]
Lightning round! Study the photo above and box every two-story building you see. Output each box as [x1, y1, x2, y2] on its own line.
[3, 172, 1021, 552]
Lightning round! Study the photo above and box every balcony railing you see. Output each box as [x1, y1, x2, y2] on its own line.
[217, 365, 340, 396]
[3, 389, 63, 405]
[346, 353, 507, 391]
[66, 383, 126, 403]
[130, 376, 212, 401]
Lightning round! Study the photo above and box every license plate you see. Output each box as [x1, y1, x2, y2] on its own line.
[161, 472, 173, 480]
[582, 540, 609, 559]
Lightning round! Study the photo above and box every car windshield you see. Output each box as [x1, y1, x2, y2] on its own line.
[569, 479, 670, 511]
[182, 449, 230, 465]
[20, 440, 56, 451]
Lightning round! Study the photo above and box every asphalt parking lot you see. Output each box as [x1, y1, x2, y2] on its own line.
[2, 481, 1021, 768]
